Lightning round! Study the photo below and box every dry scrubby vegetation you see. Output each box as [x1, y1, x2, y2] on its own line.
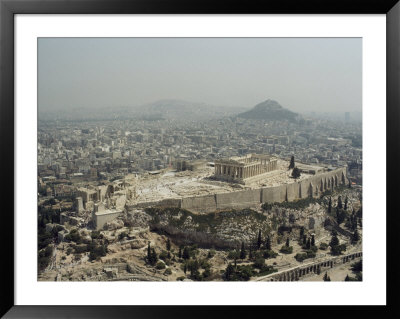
[63, 229, 109, 261]
[261, 189, 335, 211]
[38, 182, 362, 281]
[145, 207, 267, 249]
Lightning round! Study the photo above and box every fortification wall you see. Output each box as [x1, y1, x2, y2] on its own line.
[216, 189, 261, 210]
[286, 182, 298, 202]
[129, 167, 347, 214]
[181, 195, 217, 213]
[261, 185, 286, 203]
[157, 198, 182, 208]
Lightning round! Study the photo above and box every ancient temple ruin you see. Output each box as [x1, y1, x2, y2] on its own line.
[214, 154, 278, 184]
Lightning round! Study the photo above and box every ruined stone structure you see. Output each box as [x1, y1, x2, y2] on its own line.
[214, 154, 278, 184]
[175, 159, 207, 172]
[127, 167, 348, 214]
[259, 251, 362, 282]
[92, 207, 123, 230]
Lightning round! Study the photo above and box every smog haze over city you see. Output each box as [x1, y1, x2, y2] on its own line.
[39, 38, 361, 118]
[38, 38, 363, 282]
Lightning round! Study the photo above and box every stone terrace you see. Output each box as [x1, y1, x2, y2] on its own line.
[126, 159, 319, 204]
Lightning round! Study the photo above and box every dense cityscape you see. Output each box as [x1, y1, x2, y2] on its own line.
[38, 99, 363, 282]
[38, 102, 362, 193]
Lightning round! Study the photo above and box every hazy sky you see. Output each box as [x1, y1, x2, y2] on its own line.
[38, 38, 362, 113]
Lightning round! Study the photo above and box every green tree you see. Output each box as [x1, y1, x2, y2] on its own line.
[225, 263, 234, 281]
[311, 234, 315, 247]
[331, 244, 346, 256]
[344, 196, 348, 210]
[350, 210, 357, 231]
[263, 249, 278, 259]
[159, 250, 169, 261]
[253, 257, 265, 269]
[328, 197, 332, 214]
[299, 227, 304, 241]
[351, 260, 362, 272]
[147, 242, 151, 261]
[345, 274, 350, 281]
[336, 208, 346, 224]
[182, 246, 190, 260]
[291, 167, 301, 179]
[265, 236, 271, 251]
[240, 242, 246, 259]
[319, 242, 328, 250]
[279, 245, 293, 254]
[289, 156, 295, 169]
[306, 238, 311, 250]
[257, 229, 262, 249]
[323, 272, 331, 281]
[178, 246, 182, 259]
[156, 261, 166, 270]
[329, 235, 339, 248]
[188, 259, 199, 277]
[352, 229, 360, 244]
[337, 196, 343, 209]
[166, 238, 171, 251]
[147, 248, 158, 266]
[285, 237, 290, 247]
[207, 249, 215, 259]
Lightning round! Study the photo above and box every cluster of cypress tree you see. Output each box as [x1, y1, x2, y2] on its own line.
[323, 272, 331, 281]
[329, 230, 346, 256]
[147, 242, 158, 266]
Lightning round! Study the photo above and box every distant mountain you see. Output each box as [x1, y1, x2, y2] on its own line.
[132, 99, 246, 121]
[38, 99, 247, 122]
[238, 99, 299, 122]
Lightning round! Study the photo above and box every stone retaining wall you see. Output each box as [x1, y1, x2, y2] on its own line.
[128, 167, 347, 214]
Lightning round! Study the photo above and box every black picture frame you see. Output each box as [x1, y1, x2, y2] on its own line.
[1, 0, 399, 318]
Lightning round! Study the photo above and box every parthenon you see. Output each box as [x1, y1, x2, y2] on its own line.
[214, 153, 278, 184]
